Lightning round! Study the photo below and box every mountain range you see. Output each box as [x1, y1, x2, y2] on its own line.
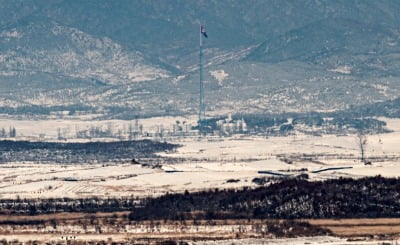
[1, 0, 400, 118]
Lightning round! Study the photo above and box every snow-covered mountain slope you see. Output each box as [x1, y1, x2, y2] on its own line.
[0, 17, 170, 87]
[2, 1, 400, 118]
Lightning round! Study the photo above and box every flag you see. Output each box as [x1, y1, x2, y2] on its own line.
[201, 25, 208, 38]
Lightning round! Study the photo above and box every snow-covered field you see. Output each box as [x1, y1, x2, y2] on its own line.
[0, 235, 397, 244]
[196, 236, 400, 245]
[0, 114, 198, 140]
[0, 118, 399, 199]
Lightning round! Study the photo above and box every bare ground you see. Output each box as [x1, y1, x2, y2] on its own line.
[306, 218, 400, 237]
[0, 213, 399, 243]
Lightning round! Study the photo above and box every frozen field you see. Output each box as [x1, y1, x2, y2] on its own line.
[0, 235, 398, 244]
[0, 114, 198, 140]
[0, 118, 399, 199]
[196, 236, 400, 245]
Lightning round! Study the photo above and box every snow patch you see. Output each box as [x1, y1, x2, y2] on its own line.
[371, 83, 390, 97]
[0, 29, 23, 39]
[210, 70, 229, 85]
[127, 67, 169, 82]
[173, 75, 186, 83]
[329, 66, 352, 74]
[0, 70, 18, 76]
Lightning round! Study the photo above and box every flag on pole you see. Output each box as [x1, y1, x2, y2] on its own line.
[201, 25, 208, 38]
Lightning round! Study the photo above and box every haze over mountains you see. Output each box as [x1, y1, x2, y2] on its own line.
[1, 0, 400, 118]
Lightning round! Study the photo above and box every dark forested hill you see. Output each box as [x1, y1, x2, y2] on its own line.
[0, 140, 178, 163]
[129, 176, 400, 220]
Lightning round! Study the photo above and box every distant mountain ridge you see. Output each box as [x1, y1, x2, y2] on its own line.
[0, 16, 170, 85]
[1, 0, 400, 117]
[246, 18, 400, 63]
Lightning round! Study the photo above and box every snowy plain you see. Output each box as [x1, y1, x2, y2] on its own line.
[0, 234, 398, 244]
[0, 117, 399, 199]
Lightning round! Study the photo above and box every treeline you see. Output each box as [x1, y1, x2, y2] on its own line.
[129, 176, 400, 220]
[231, 113, 388, 135]
[0, 127, 16, 138]
[226, 97, 400, 135]
[194, 106, 391, 135]
[0, 139, 178, 163]
[0, 105, 167, 119]
[348, 96, 400, 118]
[0, 197, 140, 215]
[0, 105, 94, 115]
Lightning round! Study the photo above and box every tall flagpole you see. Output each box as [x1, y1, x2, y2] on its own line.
[199, 24, 205, 122]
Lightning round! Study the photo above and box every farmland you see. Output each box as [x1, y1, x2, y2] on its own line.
[0, 117, 399, 243]
[1, 118, 400, 199]
[0, 214, 398, 243]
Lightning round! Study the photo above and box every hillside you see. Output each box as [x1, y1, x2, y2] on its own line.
[2, 1, 400, 117]
[129, 176, 400, 220]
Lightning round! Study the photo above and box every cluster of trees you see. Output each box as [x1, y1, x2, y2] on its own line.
[0, 105, 94, 115]
[0, 104, 164, 119]
[0, 216, 330, 244]
[0, 127, 16, 138]
[0, 197, 140, 215]
[129, 176, 400, 221]
[198, 112, 389, 136]
[233, 114, 288, 129]
[74, 126, 116, 139]
[72, 122, 143, 140]
[0, 140, 178, 163]
[348, 97, 400, 118]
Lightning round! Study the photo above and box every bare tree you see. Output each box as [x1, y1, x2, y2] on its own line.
[355, 132, 368, 163]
